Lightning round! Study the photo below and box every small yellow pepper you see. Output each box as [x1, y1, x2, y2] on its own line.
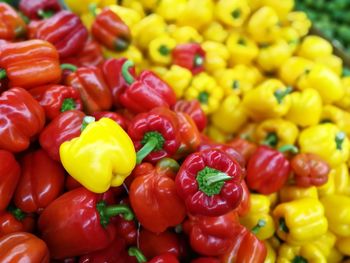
[170, 25, 203, 44]
[277, 243, 327, 263]
[162, 65, 192, 99]
[298, 123, 349, 168]
[121, 0, 145, 17]
[279, 186, 318, 203]
[107, 5, 142, 29]
[138, 0, 157, 10]
[278, 56, 313, 86]
[334, 163, 350, 197]
[60, 118, 136, 193]
[335, 77, 350, 110]
[315, 55, 343, 76]
[177, 0, 214, 30]
[280, 27, 300, 53]
[297, 35, 333, 61]
[261, 0, 294, 21]
[210, 94, 248, 134]
[214, 0, 251, 28]
[148, 34, 177, 65]
[64, 0, 100, 15]
[226, 32, 259, 66]
[317, 168, 336, 198]
[257, 40, 292, 72]
[312, 231, 337, 261]
[285, 88, 322, 127]
[202, 41, 229, 74]
[149, 66, 168, 77]
[206, 126, 231, 144]
[286, 11, 311, 37]
[155, 0, 187, 22]
[273, 198, 328, 245]
[242, 79, 292, 121]
[102, 45, 143, 66]
[336, 236, 350, 256]
[264, 240, 276, 263]
[202, 22, 228, 43]
[322, 105, 350, 136]
[247, 0, 262, 11]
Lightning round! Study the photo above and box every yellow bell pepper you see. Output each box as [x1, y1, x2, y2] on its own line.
[60, 117, 136, 193]
[107, 5, 142, 29]
[273, 198, 328, 245]
[177, 0, 214, 30]
[247, 0, 262, 11]
[264, 240, 276, 263]
[121, 0, 145, 17]
[202, 22, 228, 43]
[322, 105, 350, 136]
[226, 32, 259, 66]
[280, 27, 300, 53]
[148, 34, 177, 65]
[297, 35, 333, 61]
[312, 231, 337, 260]
[247, 6, 281, 44]
[322, 194, 350, 237]
[317, 168, 336, 198]
[169, 25, 203, 44]
[162, 65, 192, 99]
[255, 118, 298, 148]
[81, 11, 96, 31]
[279, 186, 318, 203]
[242, 79, 292, 121]
[335, 77, 350, 110]
[207, 126, 231, 143]
[202, 41, 229, 74]
[334, 163, 350, 195]
[138, 0, 157, 10]
[268, 193, 279, 209]
[277, 243, 327, 263]
[210, 94, 248, 134]
[102, 45, 143, 66]
[99, 0, 119, 8]
[278, 56, 314, 86]
[214, 0, 251, 28]
[336, 236, 350, 256]
[149, 66, 168, 77]
[298, 123, 349, 168]
[240, 194, 275, 240]
[64, 0, 100, 15]
[261, 0, 294, 21]
[285, 88, 322, 127]
[155, 0, 187, 22]
[297, 64, 344, 104]
[257, 40, 292, 73]
[185, 73, 223, 114]
[315, 55, 343, 76]
[286, 11, 311, 37]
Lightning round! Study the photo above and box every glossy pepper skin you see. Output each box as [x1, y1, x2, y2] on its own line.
[191, 258, 220, 263]
[0, 232, 50, 263]
[176, 149, 243, 217]
[14, 149, 65, 213]
[0, 206, 35, 237]
[0, 3, 26, 40]
[38, 187, 134, 259]
[120, 60, 177, 113]
[172, 43, 206, 75]
[34, 11, 88, 58]
[92, 8, 131, 51]
[148, 253, 179, 263]
[39, 110, 85, 161]
[130, 158, 186, 233]
[19, 0, 62, 19]
[0, 150, 20, 211]
[0, 88, 45, 153]
[29, 85, 83, 120]
[227, 138, 258, 164]
[0, 40, 61, 89]
[246, 146, 291, 195]
[277, 243, 326, 263]
[92, 111, 128, 131]
[65, 66, 112, 114]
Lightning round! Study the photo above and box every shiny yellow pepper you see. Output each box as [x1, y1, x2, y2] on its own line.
[108, 5, 142, 29]
[278, 56, 314, 86]
[335, 77, 350, 110]
[120, 0, 145, 17]
[202, 22, 228, 43]
[298, 123, 349, 168]
[242, 79, 292, 121]
[261, 0, 294, 21]
[297, 35, 333, 61]
[202, 41, 230, 74]
[277, 243, 326, 263]
[315, 55, 343, 76]
[138, 0, 157, 10]
[60, 117, 136, 193]
[273, 198, 328, 245]
[336, 236, 350, 256]
[148, 34, 177, 65]
[333, 163, 350, 195]
[214, 0, 251, 28]
[286, 11, 311, 37]
[322, 105, 350, 136]
[264, 240, 276, 263]
[312, 231, 337, 262]
[162, 65, 192, 99]
[206, 126, 231, 144]
[280, 27, 300, 53]
[279, 186, 318, 203]
[64, 0, 101, 15]
[155, 0, 187, 22]
[169, 25, 203, 44]
[103, 45, 143, 66]
[226, 32, 259, 66]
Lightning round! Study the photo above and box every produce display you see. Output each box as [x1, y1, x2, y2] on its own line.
[1, 0, 350, 262]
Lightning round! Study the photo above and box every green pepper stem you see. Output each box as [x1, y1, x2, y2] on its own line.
[7, 205, 26, 221]
[205, 173, 232, 185]
[122, 60, 135, 85]
[37, 9, 54, 19]
[198, 91, 209, 104]
[194, 54, 204, 67]
[81, 116, 95, 131]
[292, 256, 308, 263]
[231, 8, 241, 19]
[196, 167, 232, 196]
[0, 69, 7, 79]
[115, 38, 129, 51]
[89, 3, 98, 17]
[60, 98, 76, 112]
[158, 45, 171, 56]
[262, 132, 278, 147]
[97, 201, 134, 228]
[128, 247, 147, 263]
[251, 219, 267, 234]
[274, 86, 293, 104]
[60, 63, 77, 72]
[335, 131, 346, 150]
[278, 144, 299, 154]
[279, 217, 289, 233]
[136, 131, 165, 164]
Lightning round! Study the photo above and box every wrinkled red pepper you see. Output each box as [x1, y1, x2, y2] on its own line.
[0, 3, 27, 41]
[0, 206, 35, 238]
[172, 43, 205, 75]
[92, 111, 128, 131]
[227, 138, 258, 164]
[19, 0, 62, 19]
[175, 149, 243, 217]
[120, 60, 177, 113]
[0, 88, 45, 153]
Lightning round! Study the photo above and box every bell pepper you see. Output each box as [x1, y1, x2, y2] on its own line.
[106, 5, 142, 29]
[29, 85, 83, 120]
[0, 88, 45, 153]
[315, 55, 343, 76]
[335, 77, 350, 110]
[0, 3, 26, 40]
[175, 148, 243, 216]
[298, 123, 349, 168]
[202, 41, 229, 74]
[285, 88, 322, 127]
[297, 35, 333, 61]
[19, 0, 61, 19]
[0, 232, 49, 262]
[155, 0, 187, 22]
[64, 0, 100, 15]
[60, 117, 136, 193]
[236, 181, 251, 217]
[0, 206, 35, 238]
[277, 243, 327, 263]
[65, 66, 112, 114]
[242, 79, 292, 121]
[0, 150, 20, 211]
[176, 0, 213, 30]
[278, 56, 313, 87]
[119, 60, 177, 113]
[336, 236, 350, 256]
[246, 145, 293, 195]
[162, 65, 192, 99]
[261, 0, 294, 20]
[172, 43, 205, 75]
[130, 158, 186, 233]
[312, 231, 337, 261]
[170, 25, 203, 44]
[214, 0, 250, 27]
[279, 185, 318, 203]
[273, 198, 328, 245]
[129, 250, 179, 263]
[227, 137, 258, 164]
[207, 126, 231, 144]
[333, 163, 350, 195]
[202, 22, 228, 43]
[92, 8, 131, 51]
[13, 149, 65, 213]
[39, 110, 85, 161]
[0, 40, 61, 89]
[172, 99, 207, 132]
[280, 27, 299, 53]
[317, 167, 337, 198]
[322, 105, 350, 136]
[191, 258, 220, 263]
[240, 194, 275, 240]
[226, 32, 259, 66]
[254, 118, 298, 148]
[148, 34, 177, 66]
[92, 111, 128, 131]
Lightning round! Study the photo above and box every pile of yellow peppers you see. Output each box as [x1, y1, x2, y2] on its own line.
[64, 0, 350, 261]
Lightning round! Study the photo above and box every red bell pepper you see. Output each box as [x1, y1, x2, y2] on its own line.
[14, 149, 65, 213]
[0, 232, 50, 263]
[130, 158, 186, 233]
[128, 248, 179, 263]
[120, 60, 177, 113]
[172, 43, 205, 75]
[92, 111, 128, 131]
[0, 150, 20, 211]
[29, 85, 83, 120]
[0, 88, 45, 153]
[38, 187, 135, 259]
[235, 180, 250, 217]
[191, 258, 220, 263]
[246, 145, 293, 195]
[19, 0, 62, 19]
[227, 138, 258, 164]
[0, 3, 27, 41]
[128, 107, 181, 164]
[75, 39, 104, 68]
[291, 153, 330, 187]
[64, 176, 82, 191]
[92, 8, 131, 51]
[34, 11, 88, 58]
[175, 149, 243, 217]
[39, 110, 85, 161]
[183, 211, 240, 256]
[65, 66, 112, 114]
[0, 206, 35, 238]
[0, 40, 61, 89]
[172, 99, 207, 132]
